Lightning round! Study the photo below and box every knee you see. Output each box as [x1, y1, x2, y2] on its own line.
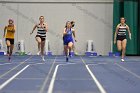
[118, 47, 122, 51]
[122, 47, 126, 50]
[6, 42, 10, 46]
[38, 41, 41, 44]
[36, 39, 41, 43]
[68, 45, 72, 48]
[64, 47, 67, 50]
[68, 43, 73, 48]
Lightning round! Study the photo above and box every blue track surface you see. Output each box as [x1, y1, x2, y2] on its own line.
[0, 55, 140, 93]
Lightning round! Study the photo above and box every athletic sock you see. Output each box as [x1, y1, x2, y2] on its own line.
[41, 56, 45, 61]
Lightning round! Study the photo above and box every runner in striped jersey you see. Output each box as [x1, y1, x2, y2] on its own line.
[30, 16, 48, 61]
[114, 17, 131, 62]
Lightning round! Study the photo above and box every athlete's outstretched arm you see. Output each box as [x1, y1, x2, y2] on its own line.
[44, 23, 48, 32]
[114, 25, 119, 44]
[30, 24, 37, 35]
[63, 28, 67, 36]
[126, 25, 131, 40]
[3, 26, 7, 38]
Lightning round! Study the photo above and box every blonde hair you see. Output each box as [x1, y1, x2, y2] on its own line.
[39, 16, 44, 19]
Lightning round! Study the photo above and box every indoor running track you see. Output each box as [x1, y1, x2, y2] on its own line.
[0, 55, 140, 93]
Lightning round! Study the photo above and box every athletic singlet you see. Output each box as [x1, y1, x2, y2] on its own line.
[5, 25, 15, 39]
[37, 23, 46, 38]
[117, 24, 127, 36]
[64, 28, 73, 40]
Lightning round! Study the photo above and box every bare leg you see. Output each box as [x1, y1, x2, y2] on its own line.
[122, 39, 127, 59]
[64, 45, 68, 56]
[41, 41, 45, 56]
[35, 37, 41, 55]
[72, 44, 75, 52]
[9, 44, 14, 56]
[64, 45, 69, 62]
[117, 40, 122, 52]
[6, 40, 10, 55]
[41, 40, 45, 61]
[38, 42, 41, 52]
[68, 42, 73, 57]
[6, 40, 12, 61]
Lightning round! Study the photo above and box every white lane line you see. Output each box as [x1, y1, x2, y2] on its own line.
[0, 56, 32, 79]
[47, 65, 59, 93]
[60, 63, 76, 65]
[0, 77, 44, 80]
[47, 63, 76, 93]
[86, 65, 107, 93]
[87, 63, 108, 66]
[0, 63, 12, 66]
[31, 63, 45, 66]
[39, 56, 57, 93]
[115, 63, 140, 79]
[80, 57, 107, 93]
[0, 65, 30, 90]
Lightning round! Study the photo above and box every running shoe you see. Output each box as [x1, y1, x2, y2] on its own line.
[66, 57, 69, 62]
[37, 51, 40, 55]
[121, 58, 125, 62]
[69, 52, 72, 57]
[8, 56, 11, 62]
[41, 56, 45, 61]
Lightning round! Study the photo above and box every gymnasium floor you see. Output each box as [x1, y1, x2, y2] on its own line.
[0, 55, 140, 93]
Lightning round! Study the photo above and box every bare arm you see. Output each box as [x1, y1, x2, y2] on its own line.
[3, 26, 7, 38]
[126, 25, 131, 40]
[63, 28, 67, 36]
[114, 25, 119, 44]
[30, 24, 37, 35]
[44, 23, 48, 32]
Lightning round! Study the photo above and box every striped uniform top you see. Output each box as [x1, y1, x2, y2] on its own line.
[117, 24, 127, 36]
[37, 23, 46, 38]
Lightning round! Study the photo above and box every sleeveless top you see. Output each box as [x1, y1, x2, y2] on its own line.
[5, 25, 15, 39]
[117, 24, 127, 36]
[37, 23, 46, 38]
